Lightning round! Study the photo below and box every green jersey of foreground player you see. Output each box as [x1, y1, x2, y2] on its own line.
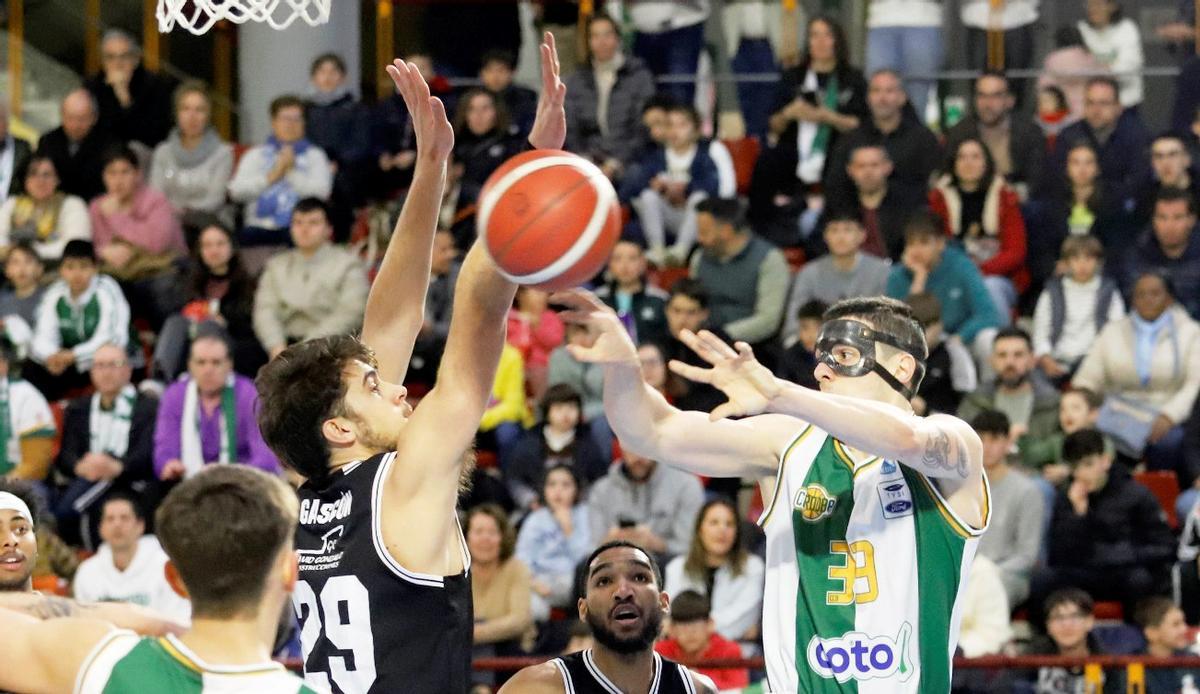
[0, 466, 316, 694]
[555, 287, 990, 693]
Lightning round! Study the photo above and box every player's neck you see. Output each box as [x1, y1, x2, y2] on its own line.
[590, 647, 658, 694]
[180, 614, 275, 667]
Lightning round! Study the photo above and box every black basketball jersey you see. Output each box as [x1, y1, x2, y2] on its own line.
[294, 452, 472, 694]
[551, 649, 699, 694]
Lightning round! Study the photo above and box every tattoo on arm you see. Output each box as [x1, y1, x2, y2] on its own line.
[24, 596, 98, 620]
[922, 430, 969, 478]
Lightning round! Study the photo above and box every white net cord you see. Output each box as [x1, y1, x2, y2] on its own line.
[157, 0, 332, 35]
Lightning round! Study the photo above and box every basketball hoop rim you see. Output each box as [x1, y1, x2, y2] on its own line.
[156, 0, 332, 35]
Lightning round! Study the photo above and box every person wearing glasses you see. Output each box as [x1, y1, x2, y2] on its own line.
[84, 29, 178, 150]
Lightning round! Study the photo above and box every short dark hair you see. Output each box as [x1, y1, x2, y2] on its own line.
[101, 491, 145, 523]
[1062, 428, 1107, 464]
[6, 241, 43, 267]
[585, 540, 663, 588]
[974, 69, 1011, 94]
[906, 292, 942, 328]
[256, 334, 378, 480]
[847, 141, 890, 163]
[797, 300, 828, 322]
[190, 323, 234, 361]
[269, 94, 305, 118]
[822, 210, 864, 232]
[102, 144, 140, 171]
[1062, 386, 1103, 411]
[1085, 76, 1121, 100]
[694, 198, 744, 229]
[292, 197, 331, 223]
[61, 239, 96, 263]
[667, 103, 701, 130]
[586, 11, 619, 38]
[1154, 186, 1197, 215]
[1152, 131, 1189, 150]
[156, 465, 297, 619]
[970, 410, 1010, 437]
[466, 504, 516, 562]
[669, 590, 710, 623]
[642, 93, 677, 114]
[823, 296, 927, 364]
[668, 278, 709, 309]
[993, 326, 1033, 351]
[1045, 587, 1095, 620]
[903, 210, 945, 242]
[0, 478, 41, 523]
[310, 52, 346, 76]
[1135, 269, 1178, 300]
[1134, 596, 1180, 630]
[480, 49, 516, 71]
[541, 383, 582, 420]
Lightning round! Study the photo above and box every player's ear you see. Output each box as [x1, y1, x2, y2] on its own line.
[164, 561, 190, 600]
[281, 550, 299, 593]
[322, 416, 356, 446]
[891, 352, 916, 386]
[577, 597, 588, 622]
[659, 591, 670, 615]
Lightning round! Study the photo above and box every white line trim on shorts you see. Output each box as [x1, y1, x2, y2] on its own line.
[476, 154, 615, 286]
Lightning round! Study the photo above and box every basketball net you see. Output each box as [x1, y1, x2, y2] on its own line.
[157, 0, 331, 34]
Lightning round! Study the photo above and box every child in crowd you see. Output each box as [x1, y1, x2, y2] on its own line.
[1032, 235, 1123, 385]
[772, 300, 825, 389]
[1021, 386, 1107, 484]
[1022, 588, 1125, 694]
[1135, 596, 1200, 692]
[908, 292, 977, 416]
[1037, 85, 1072, 146]
[654, 590, 750, 691]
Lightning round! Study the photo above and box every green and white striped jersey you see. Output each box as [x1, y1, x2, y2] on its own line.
[758, 426, 991, 693]
[75, 631, 319, 694]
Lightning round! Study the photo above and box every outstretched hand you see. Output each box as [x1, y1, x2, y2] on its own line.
[668, 330, 781, 421]
[385, 58, 453, 163]
[551, 289, 639, 366]
[528, 31, 567, 150]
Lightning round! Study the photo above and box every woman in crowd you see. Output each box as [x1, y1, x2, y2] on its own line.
[152, 219, 263, 381]
[506, 286, 564, 401]
[467, 504, 534, 690]
[150, 82, 234, 223]
[664, 497, 765, 644]
[453, 88, 522, 189]
[0, 243, 46, 355]
[514, 464, 592, 622]
[1073, 271, 1200, 486]
[929, 137, 1028, 322]
[0, 156, 90, 263]
[638, 342, 670, 400]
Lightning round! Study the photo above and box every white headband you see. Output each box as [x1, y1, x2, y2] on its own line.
[0, 492, 33, 528]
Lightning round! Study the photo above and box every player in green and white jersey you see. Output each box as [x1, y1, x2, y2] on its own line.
[0, 465, 317, 694]
[556, 288, 989, 693]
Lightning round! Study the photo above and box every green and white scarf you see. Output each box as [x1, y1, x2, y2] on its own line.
[180, 375, 238, 478]
[796, 69, 841, 184]
[0, 378, 10, 476]
[57, 288, 101, 348]
[89, 384, 137, 459]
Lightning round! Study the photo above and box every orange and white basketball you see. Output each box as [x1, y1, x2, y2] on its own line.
[478, 149, 622, 290]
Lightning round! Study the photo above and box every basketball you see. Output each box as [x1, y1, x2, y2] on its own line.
[477, 149, 622, 290]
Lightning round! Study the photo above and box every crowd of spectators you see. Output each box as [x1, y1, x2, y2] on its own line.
[5, 4, 1200, 690]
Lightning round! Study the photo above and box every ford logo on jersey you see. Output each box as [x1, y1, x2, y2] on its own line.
[806, 623, 915, 683]
[886, 499, 913, 515]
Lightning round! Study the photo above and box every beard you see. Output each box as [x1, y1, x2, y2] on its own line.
[585, 604, 663, 655]
[997, 371, 1029, 389]
[0, 564, 32, 591]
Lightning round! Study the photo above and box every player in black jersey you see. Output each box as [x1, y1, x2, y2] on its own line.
[253, 34, 568, 694]
[501, 542, 717, 694]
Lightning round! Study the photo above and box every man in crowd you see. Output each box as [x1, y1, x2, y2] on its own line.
[253, 198, 369, 359]
[958, 327, 1061, 444]
[826, 70, 942, 203]
[34, 89, 116, 200]
[0, 103, 32, 201]
[946, 71, 1045, 200]
[661, 279, 728, 413]
[595, 239, 669, 346]
[1116, 188, 1200, 319]
[824, 142, 926, 261]
[1133, 132, 1200, 226]
[480, 50, 538, 138]
[53, 343, 158, 549]
[72, 493, 191, 623]
[689, 198, 788, 347]
[84, 29, 177, 149]
[153, 328, 279, 481]
[1052, 77, 1151, 195]
[589, 452, 704, 562]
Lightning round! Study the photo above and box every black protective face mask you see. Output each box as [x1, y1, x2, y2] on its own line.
[815, 319, 927, 400]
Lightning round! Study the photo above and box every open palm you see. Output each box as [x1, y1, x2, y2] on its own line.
[551, 289, 639, 365]
[528, 31, 567, 151]
[669, 330, 781, 421]
[386, 58, 453, 162]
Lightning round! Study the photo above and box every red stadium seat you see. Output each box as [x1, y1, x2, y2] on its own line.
[720, 137, 760, 196]
[1093, 602, 1124, 621]
[648, 266, 689, 294]
[783, 247, 806, 273]
[49, 400, 65, 460]
[1133, 470, 1180, 529]
[31, 574, 69, 596]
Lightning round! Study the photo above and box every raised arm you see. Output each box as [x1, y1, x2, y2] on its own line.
[0, 590, 185, 635]
[359, 58, 454, 383]
[0, 607, 117, 694]
[553, 289, 797, 478]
